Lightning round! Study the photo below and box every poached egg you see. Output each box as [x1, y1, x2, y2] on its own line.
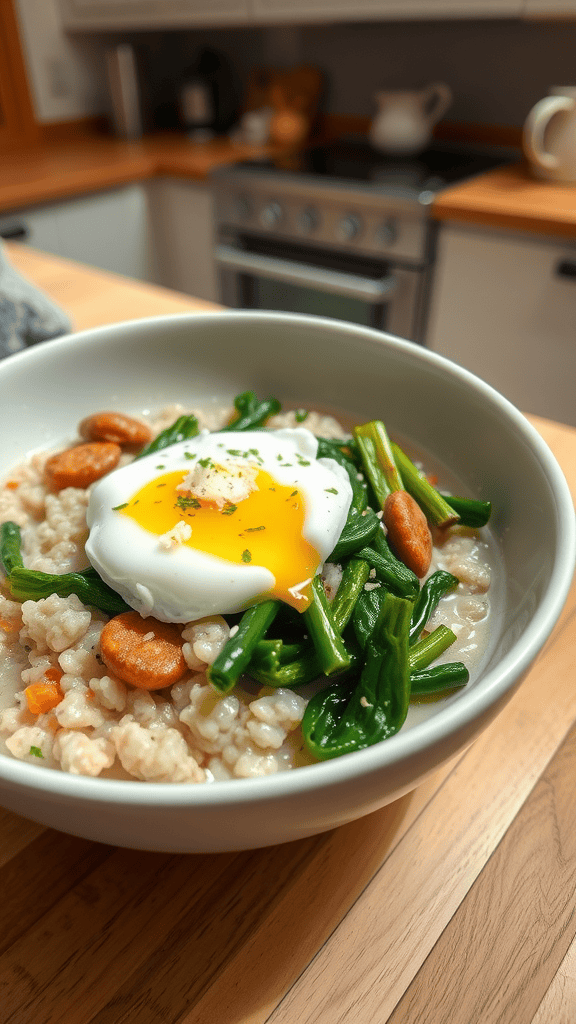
[86, 428, 352, 623]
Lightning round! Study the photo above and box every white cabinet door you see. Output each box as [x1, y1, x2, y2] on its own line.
[251, 0, 522, 22]
[54, 186, 158, 281]
[58, 0, 251, 29]
[146, 178, 218, 303]
[8, 185, 158, 282]
[59, 0, 522, 25]
[1, 206, 61, 256]
[426, 224, 576, 427]
[523, 1, 576, 13]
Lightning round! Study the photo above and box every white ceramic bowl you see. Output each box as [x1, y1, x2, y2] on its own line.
[1, 311, 574, 853]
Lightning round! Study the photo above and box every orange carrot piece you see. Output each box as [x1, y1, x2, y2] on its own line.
[25, 680, 64, 715]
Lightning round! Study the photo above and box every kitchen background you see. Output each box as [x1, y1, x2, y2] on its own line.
[10, 5, 576, 130]
[3, 0, 576, 426]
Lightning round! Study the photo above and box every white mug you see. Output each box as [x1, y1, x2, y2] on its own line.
[523, 86, 576, 183]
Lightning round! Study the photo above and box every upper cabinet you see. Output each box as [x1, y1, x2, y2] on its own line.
[250, 0, 523, 24]
[523, 0, 576, 12]
[58, 0, 252, 30]
[58, 0, 524, 30]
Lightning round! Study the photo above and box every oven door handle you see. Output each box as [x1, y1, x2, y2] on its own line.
[214, 244, 397, 302]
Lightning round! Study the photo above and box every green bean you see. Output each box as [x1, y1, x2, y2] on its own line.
[391, 442, 459, 529]
[409, 570, 459, 643]
[443, 495, 492, 528]
[302, 575, 351, 677]
[248, 560, 369, 687]
[136, 414, 199, 460]
[408, 625, 458, 672]
[410, 662, 469, 695]
[354, 420, 403, 504]
[0, 521, 24, 573]
[208, 599, 280, 693]
[223, 391, 281, 432]
[330, 558, 372, 633]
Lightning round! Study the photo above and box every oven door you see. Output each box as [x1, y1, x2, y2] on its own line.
[214, 234, 429, 341]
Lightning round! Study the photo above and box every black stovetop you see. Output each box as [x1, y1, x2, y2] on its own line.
[235, 137, 512, 194]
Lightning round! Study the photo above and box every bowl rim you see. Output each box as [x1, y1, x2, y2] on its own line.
[0, 309, 574, 808]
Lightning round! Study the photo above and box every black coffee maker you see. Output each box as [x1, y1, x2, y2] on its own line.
[179, 48, 241, 140]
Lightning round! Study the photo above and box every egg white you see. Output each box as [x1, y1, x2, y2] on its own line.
[85, 428, 353, 623]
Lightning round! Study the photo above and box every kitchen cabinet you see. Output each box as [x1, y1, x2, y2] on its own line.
[57, 0, 251, 29]
[0, 179, 219, 303]
[426, 222, 576, 427]
[146, 178, 219, 303]
[58, 0, 522, 29]
[0, 185, 158, 282]
[522, 0, 576, 13]
[251, 0, 523, 23]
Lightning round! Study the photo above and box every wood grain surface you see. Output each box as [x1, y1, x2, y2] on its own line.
[0, 251, 575, 1024]
[0, 124, 575, 243]
[432, 161, 576, 239]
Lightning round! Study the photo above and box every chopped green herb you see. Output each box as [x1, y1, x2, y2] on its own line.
[289, 490, 298, 497]
[156, 482, 167, 488]
[297, 459, 311, 466]
[184, 452, 195, 460]
[112, 502, 129, 511]
[325, 487, 338, 494]
[198, 457, 213, 469]
[245, 525, 265, 532]
[295, 409, 309, 422]
[221, 503, 238, 516]
[175, 495, 201, 510]
[29, 746, 43, 758]
[242, 549, 252, 563]
[155, 464, 165, 469]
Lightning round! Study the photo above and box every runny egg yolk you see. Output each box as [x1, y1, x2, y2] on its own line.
[121, 468, 320, 611]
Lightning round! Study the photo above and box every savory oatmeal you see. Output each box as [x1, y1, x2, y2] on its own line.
[0, 398, 496, 781]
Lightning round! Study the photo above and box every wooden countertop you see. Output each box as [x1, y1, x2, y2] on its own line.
[2, 246, 576, 1024]
[0, 129, 290, 214]
[432, 160, 576, 239]
[3, 127, 576, 240]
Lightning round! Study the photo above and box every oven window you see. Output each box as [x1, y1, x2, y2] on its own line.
[249, 276, 384, 328]
[235, 234, 390, 329]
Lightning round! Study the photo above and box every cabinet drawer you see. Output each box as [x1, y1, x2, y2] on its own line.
[426, 224, 576, 426]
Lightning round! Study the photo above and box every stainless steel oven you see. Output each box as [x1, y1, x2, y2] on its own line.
[211, 140, 510, 343]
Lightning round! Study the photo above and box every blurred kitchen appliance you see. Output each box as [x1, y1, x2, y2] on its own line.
[212, 138, 511, 342]
[523, 86, 576, 183]
[106, 44, 142, 141]
[369, 83, 452, 156]
[179, 48, 240, 140]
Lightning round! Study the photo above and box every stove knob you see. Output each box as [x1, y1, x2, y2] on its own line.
[260, 201, 283, 229]
[376, 218, 398, 246]
[233, 194, 252, 221]
[337, 213, 362, 242]
[298, 206, 319, 234]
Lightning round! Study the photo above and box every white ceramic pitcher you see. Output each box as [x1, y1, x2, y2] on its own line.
[369, 82, 452, 156]
[523, 86, 576, 183]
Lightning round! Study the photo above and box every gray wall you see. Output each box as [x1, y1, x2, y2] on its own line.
[87, 17, 576, 132]
[297, 18, 576, 126]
